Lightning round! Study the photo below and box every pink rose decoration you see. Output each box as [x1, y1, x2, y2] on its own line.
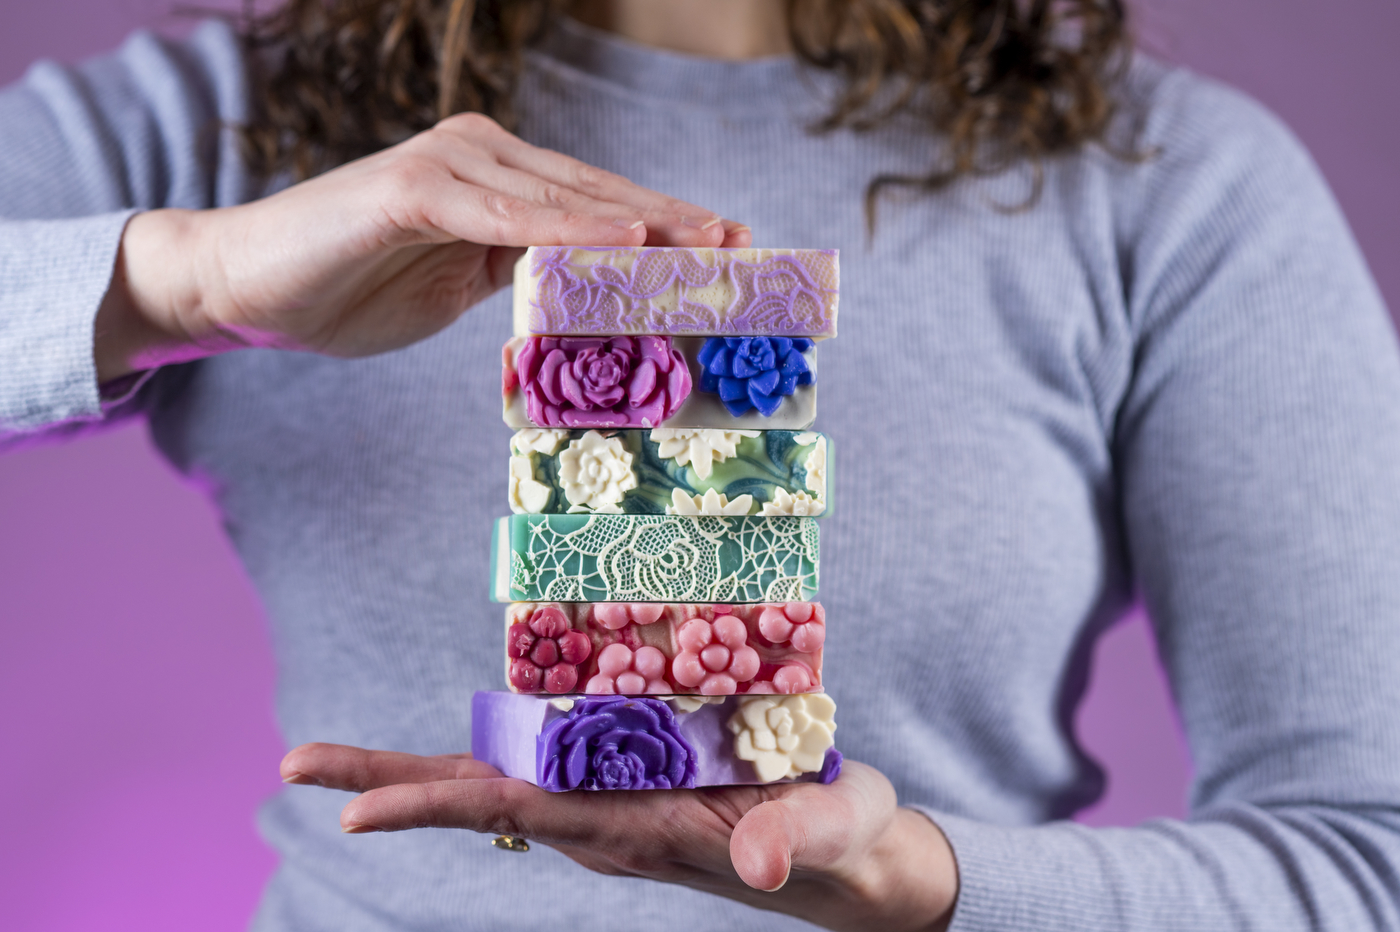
[507, 604, 592, 694]
[585, 643, 671, 695]
[672, 612, 761, 695]
[758, 602, 826, 653]
[517, 336, 691, 428]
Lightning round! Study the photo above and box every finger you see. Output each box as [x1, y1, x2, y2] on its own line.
[729, 765, 892, 892]
[420, 177, 650, 249]
[720, 221, 753, 248]
[280, 743, 501, 792]
[341, 776, 588, 837]
[416, 134, 651, 229]
[450, 155, 739, 251]
[467, 129, 730, 247]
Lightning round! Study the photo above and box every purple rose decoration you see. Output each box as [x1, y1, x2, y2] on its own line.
[538, 696, 698, 791]
[518, 336, 691, 428]
[697, 336, 813, 417]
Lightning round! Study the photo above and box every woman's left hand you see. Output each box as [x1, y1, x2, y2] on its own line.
[280, 743, 958, 932]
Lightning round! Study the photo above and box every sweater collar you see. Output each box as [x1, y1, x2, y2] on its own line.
[530, 15, 829, 115]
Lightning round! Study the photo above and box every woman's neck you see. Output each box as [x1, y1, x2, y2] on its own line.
[568, 0, 791, 60]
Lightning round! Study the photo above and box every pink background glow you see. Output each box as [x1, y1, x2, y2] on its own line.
[1, 2, 1396, 929]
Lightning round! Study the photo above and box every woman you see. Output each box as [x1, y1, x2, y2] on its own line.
[3, 1, 1399, 929]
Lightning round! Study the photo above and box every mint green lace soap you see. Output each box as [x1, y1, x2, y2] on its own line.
[490, 513, 820, 603]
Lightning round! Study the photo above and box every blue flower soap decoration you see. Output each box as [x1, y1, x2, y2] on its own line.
[697, 337, 815, 418]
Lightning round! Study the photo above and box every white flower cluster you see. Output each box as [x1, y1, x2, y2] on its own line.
[667, 488, 753, 516]
[650, 428, 760, 480]
[507, 429, 569, 514]
[758, 433, 827, 516]
[728, 693, 837, 783]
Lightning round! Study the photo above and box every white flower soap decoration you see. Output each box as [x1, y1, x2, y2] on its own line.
[508, 454, 552, 514]
[508, 429, 569, 515]
[558, 430, 638, 513]
[650, 429, 760, 480]
[796, 432, 827, 503]
[510, 428, 569, 456]
[667, 488, 754, 516]
[760, 488, 824, 516]
[728, 693, 837, 783]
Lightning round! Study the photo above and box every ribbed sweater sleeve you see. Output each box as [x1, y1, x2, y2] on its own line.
[924, 73, 1400, 932]
[0, 21, 249, 441]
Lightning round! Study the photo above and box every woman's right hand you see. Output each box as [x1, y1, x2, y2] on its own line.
[95, 112, 749, 382]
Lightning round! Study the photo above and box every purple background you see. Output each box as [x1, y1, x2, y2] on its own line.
[1, 1, 1396, 928]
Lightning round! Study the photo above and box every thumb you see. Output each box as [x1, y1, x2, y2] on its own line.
[730, 788, 852, 892]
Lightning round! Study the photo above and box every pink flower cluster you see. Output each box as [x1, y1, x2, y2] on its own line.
[585, 603, 670, 695]
[516, 336, 690, 428]
[672, 609, 762, 695]
[510, 602, 826, 697]
[507, 604, 592, 694]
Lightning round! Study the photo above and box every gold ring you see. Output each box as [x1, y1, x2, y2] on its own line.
[491, 834, 530, 852]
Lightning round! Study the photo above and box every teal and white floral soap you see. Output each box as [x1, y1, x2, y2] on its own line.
[508, 428, 830, 519]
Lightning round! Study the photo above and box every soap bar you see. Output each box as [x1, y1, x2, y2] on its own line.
[513, 246, 839, 338]
[508, 428, 830, 518]
[504, 601, 826, 696]
[490, 513, 820, 603]
[472, 691, 842, 790]
[501, 336, 817, 430]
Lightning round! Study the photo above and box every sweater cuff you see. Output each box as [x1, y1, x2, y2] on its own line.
[913, 808, 1132, 932]
[0, 211, 137, 434]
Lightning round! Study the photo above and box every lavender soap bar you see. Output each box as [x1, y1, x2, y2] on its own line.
[514, 246, 839, 338]
[472, 691, 841, 790]
[501, 335, 817, 430]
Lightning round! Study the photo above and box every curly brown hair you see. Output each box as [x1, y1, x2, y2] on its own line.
[238, 0, 1131, 218]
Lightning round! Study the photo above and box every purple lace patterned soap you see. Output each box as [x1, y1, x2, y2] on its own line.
[512, 247, 839, 339]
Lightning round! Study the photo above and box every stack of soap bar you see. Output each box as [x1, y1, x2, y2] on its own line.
[478, 246, 842, 791]
[503, 601, 826, 695]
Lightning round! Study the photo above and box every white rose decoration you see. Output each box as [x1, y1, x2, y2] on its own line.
[508, 454, 553, 514]
[760, 488, 825, 517]
[510, 428, 569, 456]
[650, 428, 760, 480]
[667, 488, 754, 516]
[558, 430, 637, 513]
[728, 694, 837, 783]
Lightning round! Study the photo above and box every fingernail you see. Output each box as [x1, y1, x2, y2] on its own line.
[761, 873, 790, 893]
[342, 822, 382, 834]
[613, 218, 645, 229]
[281, 771, 320, 786]
[681, 215, 723, 230]
[727, 223, 751, 234]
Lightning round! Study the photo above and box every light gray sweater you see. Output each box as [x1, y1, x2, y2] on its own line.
[4, 18, 1400, 932]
